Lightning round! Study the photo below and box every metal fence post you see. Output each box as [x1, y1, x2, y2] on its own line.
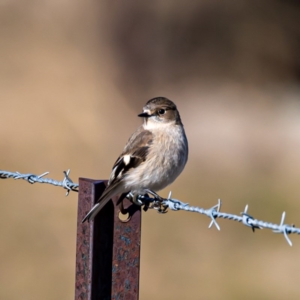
[75, 178, 141, 300]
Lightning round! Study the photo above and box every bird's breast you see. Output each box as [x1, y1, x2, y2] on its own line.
[125, 125, 188, 192]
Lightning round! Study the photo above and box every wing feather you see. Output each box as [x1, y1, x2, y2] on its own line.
[82, 127, 153, 222]
[108, 127, 153, 185]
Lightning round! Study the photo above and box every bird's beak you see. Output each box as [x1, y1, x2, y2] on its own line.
[138, 112, 150, 118]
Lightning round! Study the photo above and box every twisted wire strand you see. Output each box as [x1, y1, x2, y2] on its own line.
[1, 169, 299, 245]
[0, 169, 78, 195]
[139, 194, 300, 246]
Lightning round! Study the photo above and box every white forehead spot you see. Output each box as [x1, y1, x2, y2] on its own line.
[123, 155, 131, 165]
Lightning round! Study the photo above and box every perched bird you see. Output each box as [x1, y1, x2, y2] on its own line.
[82, 97, 188, 222]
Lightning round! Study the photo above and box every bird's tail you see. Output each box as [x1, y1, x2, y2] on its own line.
[81, 197, 111, 223]
[81, 183, 125, 223]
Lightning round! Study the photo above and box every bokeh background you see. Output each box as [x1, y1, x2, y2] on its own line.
[1, 1, 300, 299]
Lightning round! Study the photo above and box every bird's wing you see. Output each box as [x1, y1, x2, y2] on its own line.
[82, 127, 153, 223]
[108, 127, 153, 186]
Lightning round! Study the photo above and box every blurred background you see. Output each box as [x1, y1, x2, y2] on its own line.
[1, 0, 300, 299]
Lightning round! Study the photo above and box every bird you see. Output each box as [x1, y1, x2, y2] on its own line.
[82, 97, 188, 222]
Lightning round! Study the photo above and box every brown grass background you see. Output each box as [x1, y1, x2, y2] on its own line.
[1, 1, 300, 299]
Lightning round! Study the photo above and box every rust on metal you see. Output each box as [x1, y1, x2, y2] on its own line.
[75, 178, 141, 300]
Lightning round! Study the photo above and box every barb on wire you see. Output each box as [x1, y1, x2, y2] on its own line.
[137, 193, 300, 246]
[0, 169, 78, 195]
[1, 169, 299, 246]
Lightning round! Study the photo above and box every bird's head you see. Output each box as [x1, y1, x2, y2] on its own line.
[138, 97, 182, 128]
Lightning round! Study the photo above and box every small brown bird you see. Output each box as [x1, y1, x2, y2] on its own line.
[82, 97, 188, 222]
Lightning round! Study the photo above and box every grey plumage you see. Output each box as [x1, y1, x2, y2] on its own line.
[82, 97, 188, 223]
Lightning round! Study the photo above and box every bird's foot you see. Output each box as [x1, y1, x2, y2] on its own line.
[127, 190, 169, 213]
[143, 189, 168, 213]
[144, 189, 164, 201]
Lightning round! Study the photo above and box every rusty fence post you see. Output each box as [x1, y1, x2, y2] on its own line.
[75, 178, 141, 300]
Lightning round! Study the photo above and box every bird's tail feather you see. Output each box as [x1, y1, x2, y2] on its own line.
[81, 184, 126, 223]
[81, 197, 111, 223]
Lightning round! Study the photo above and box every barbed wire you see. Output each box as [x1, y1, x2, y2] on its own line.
[0, 169, 78, 195]
[0, 169, 298, 246]
[138, 194, 299, 246]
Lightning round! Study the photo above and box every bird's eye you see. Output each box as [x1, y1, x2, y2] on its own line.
[158, 109, 166, 115]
